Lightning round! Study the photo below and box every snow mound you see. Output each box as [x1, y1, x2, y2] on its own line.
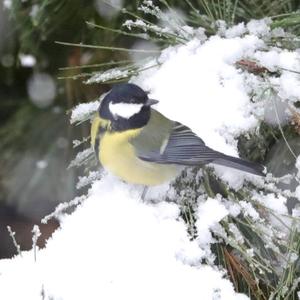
[0, 175, 247, 300]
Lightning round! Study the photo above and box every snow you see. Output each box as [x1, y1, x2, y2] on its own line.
[254, 49, 300, 72]
[253, 192, 290, 229]
[246, 18, 271, 37]
[76, 171, 103, 189]
[196, 197, 229, 246]
[86, 68, 130, 84]
[134, 34, 264, 187]
[70, 100, 100, 124]
[0, 176, 247, 300]
[239, 201, 260, 220]
[137, 35, 262, 154]
[256, 193, 288, 215]
[1, 17, 300, 300]
[124, 19, 173, 36]
[225, 23, 246, 38]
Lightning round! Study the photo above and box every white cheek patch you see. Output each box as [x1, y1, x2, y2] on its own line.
[109, 102, 143, 119]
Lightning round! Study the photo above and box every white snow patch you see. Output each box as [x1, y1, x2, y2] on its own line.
[0, 175, 246, 300]
[225, 23, 246, 38]
[254, 49, 300, 72]
[70, 100, 100, 124]
[246, 18, 271, 37]
[196, 197, 229, 246]
[253, 193, 289, 229]
[138, 36, 262, 150]
[239, 201, 260, 220]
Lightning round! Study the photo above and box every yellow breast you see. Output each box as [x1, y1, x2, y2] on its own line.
[99, 129, 178, 186]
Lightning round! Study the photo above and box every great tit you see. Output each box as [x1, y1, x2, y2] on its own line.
[91, 83, 265, 186]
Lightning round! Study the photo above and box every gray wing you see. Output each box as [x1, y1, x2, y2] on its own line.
[136, 114, 265, 176]
[138, 121, 218, 166]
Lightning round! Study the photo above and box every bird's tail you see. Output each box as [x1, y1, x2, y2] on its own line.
[213, 153, 266, 176]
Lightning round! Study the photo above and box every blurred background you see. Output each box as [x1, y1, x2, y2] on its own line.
[1, 0, 300, 259]
[0, 0, 136, 258]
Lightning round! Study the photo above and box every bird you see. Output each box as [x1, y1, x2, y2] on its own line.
[91, 83, 265, 186]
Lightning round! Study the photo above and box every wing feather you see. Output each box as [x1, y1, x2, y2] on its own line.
[138, 118, 265, 176]
[139, 121, 220, 165]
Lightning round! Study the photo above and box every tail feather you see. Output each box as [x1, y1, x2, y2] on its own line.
[213, 154, 266, 176]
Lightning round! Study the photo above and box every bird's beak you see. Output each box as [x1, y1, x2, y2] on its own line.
[145, 98, 159, 106]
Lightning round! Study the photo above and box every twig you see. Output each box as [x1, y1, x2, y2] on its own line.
[32, 225, 41, 262]
[7, 226, 22, 257]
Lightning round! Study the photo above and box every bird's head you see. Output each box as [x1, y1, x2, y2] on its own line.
[99, 83, 158, 131]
